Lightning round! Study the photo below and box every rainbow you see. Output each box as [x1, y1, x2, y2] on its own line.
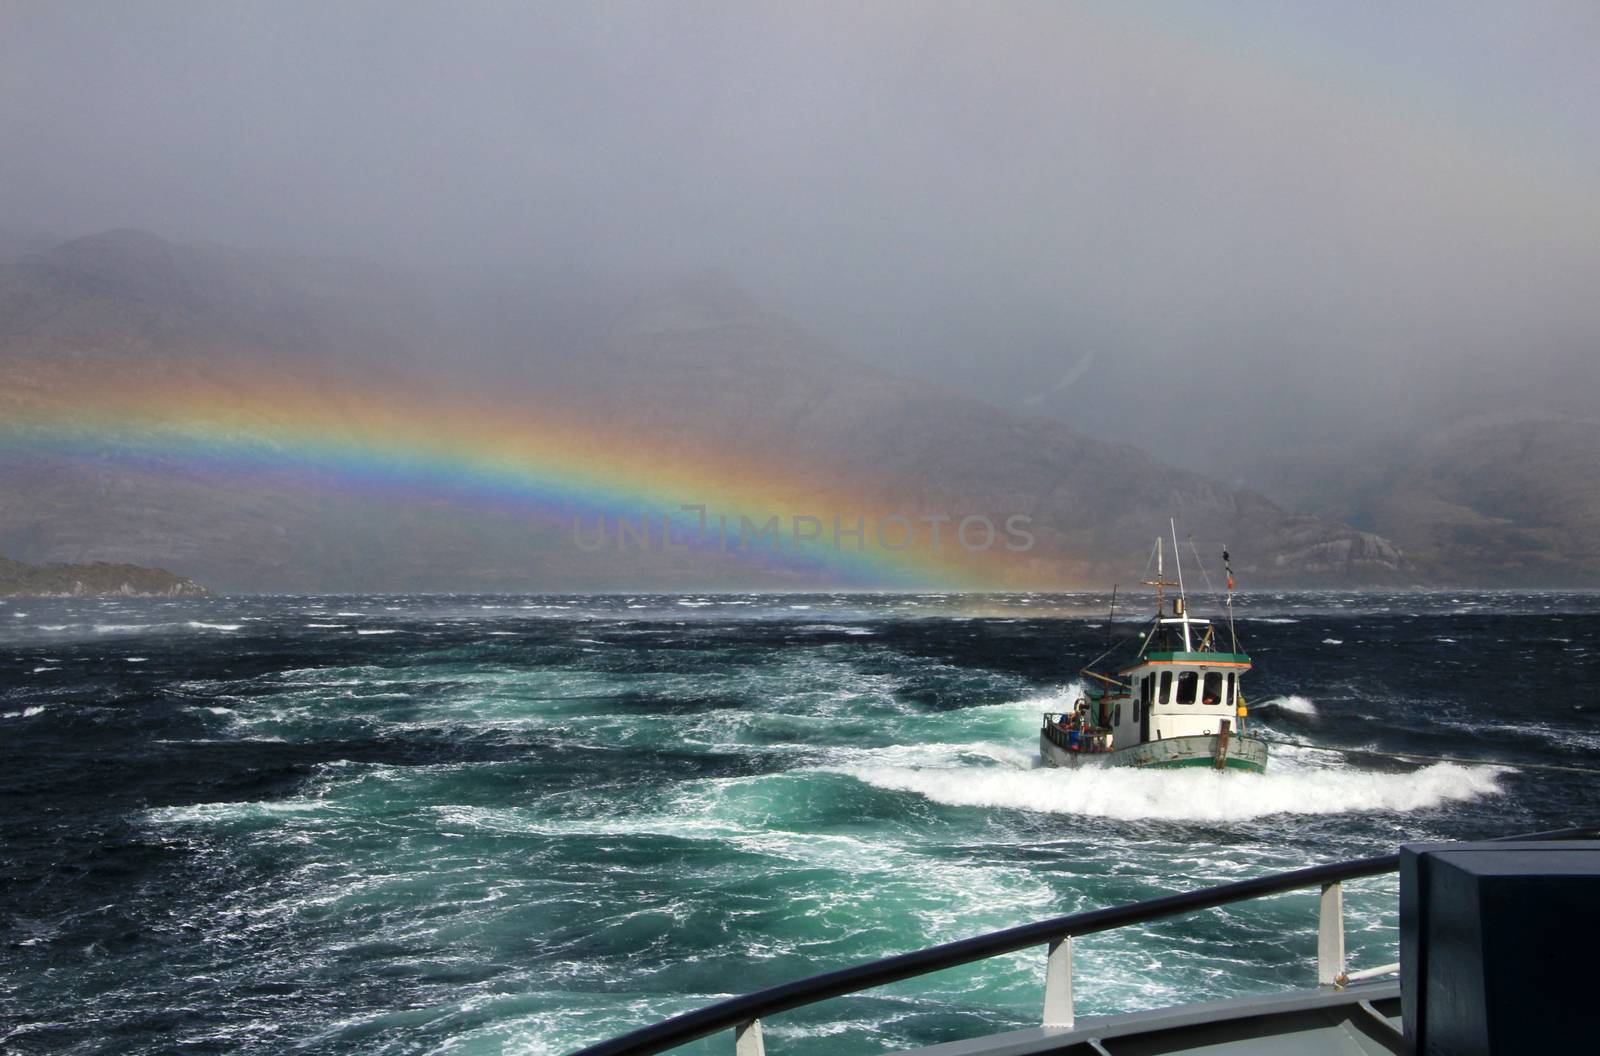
[0, 366, 1029, 589]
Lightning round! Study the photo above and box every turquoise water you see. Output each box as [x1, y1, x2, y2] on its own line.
[3, 593, 1596, 1054]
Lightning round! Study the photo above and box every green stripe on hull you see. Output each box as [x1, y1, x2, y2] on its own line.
[1139, 755, 1267, 774]
[1040, 732, 1269, 773]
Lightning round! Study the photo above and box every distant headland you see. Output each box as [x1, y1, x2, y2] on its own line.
[0, 556, 210, 597]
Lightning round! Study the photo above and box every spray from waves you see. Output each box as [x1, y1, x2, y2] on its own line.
[1253, 694, 1319, 719]
[831, 756, 1504, 822]
[1275, 695, 1319, 717]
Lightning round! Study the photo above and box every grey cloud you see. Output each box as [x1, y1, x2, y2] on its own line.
[2, 0, 1597, 473]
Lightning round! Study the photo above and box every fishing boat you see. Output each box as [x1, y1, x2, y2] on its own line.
[1039, 522, 1267, 772]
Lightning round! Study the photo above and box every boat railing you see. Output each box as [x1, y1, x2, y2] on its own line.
[1041, 713, 1114, 753]
[567, 826, 1599, 1056]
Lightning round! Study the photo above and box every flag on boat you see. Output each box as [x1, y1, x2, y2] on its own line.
[1224, 549, 1234, 592]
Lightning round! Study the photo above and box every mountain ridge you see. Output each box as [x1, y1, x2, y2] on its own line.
[0, 230, 1422, 590]
[0, 554, 209, 597]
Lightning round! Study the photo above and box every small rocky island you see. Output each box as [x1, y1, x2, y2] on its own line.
[0, 556, 210, 597]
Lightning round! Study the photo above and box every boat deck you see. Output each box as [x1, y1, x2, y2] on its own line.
[895, 983, 1401, 1056]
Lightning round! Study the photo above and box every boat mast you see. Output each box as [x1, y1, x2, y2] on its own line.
[1170, 518, 1191, 651]
[1139, 536, 1180, 656]
[1156, 537, 1163, 613]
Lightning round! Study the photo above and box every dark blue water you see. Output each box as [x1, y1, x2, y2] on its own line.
[3, 592, 1597, 1054]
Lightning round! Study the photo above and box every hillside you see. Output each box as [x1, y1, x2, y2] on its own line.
[0, 231, 1414, 591]
[1250, 412, 1600, 587]
[0, 555, 208, 597]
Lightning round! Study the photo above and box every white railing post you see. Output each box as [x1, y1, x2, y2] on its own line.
[1318, 881, 1345, 986]
[1042, 936, 1074, 1028]
[734, 1018, 765, 1056]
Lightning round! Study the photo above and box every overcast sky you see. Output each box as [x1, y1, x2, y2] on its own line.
[3, 1, 1597, 472]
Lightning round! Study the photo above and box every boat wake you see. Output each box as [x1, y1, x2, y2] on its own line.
[832, 752, 1504, 822]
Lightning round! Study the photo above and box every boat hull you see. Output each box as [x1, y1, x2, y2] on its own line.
[1040, 732, 1268, 773]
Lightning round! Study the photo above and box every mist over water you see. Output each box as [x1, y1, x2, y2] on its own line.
[3, 592, 1596, 1054]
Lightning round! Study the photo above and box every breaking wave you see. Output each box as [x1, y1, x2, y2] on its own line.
[836, 758, 1503, 822]
[1252, 694, 1319, 719]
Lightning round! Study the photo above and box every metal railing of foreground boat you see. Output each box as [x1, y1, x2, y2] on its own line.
[569, 826, 1599, 1056]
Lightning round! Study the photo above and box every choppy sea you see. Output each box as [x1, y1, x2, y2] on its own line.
[3, 592, 1597, 1055]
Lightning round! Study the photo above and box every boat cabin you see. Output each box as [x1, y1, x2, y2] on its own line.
[1119, 648, 1250, 744]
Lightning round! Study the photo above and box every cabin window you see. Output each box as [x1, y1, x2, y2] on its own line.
[1226, 673, 1236, 707]
[1176, 670, 1197, 705]
[1202, 672, 1223, 704]
[1159, 671, 1172, 705]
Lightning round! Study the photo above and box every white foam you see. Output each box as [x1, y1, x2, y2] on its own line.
[188, 622, 242, 632]
[837, 759, 1503, 822]
[1275, 695, 1319, 717]
[32, 666, 60, 673]
[124, 656, 148, 662]
[356, 629, 400, 635]
[1322, 638, 1344, 645]
[2, 705, 47, 718]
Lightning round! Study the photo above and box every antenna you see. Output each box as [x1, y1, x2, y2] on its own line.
[1106, 584, 1117, 647]
[1224, 546, 1238, 653]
